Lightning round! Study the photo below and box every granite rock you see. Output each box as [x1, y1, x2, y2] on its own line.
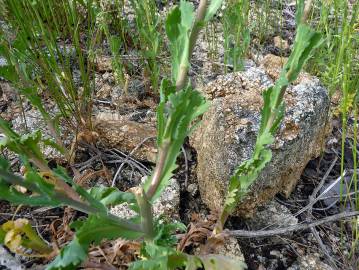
[191, 58, 330, 217]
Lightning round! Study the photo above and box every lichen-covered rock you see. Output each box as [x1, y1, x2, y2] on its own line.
[191, 61, 330, 217]
[247, 200, 298, 230]
[288, 255, 334, 270]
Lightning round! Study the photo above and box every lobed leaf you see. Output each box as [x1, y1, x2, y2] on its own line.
[165, 1, 195, 82]
[144, 83, 209, 200]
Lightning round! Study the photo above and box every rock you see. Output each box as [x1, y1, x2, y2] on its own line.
[195, 236, 245, 266]
[191, 61, 330, 217]
[151, 178, 180, 220]
[247, 200, 298, 230]
[11, 109, 69, 160]
[110, 202, 137, 219]
[96, 83, 112, 99]
[95, 56, 112, 72]
[0, 246, 24, 270]
[261, 54, 312, 83]
[110, 178, 180, 220]
[212, 236, 245, 262]
[274, 36, 289, 50]
[0, 56, 7, 67]
[187, 183, 198, 196]
[94, 112, 157, 162]
[288, 255, 334, 270]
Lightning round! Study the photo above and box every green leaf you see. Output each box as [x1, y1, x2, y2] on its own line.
[283, 24, 323, 83]
[20, 87, 50, 120]
[48, 215, 144, 270]
[46, 238, 87, 270]
[0, 162, 61, 207]
[52, 166, 107, 212]
[110, 36, 121, 53]
[0, 65, 18, 82]
[165, 7, 181, 43]
[154, 220, 187, 247]
[165, 1, 195, 82]
[0, 119, 47, 164]
[180, 1, 195, 29]
[295, 0, 305, 25]
[204, 0, 224, 23]
[130, 243, 187, 270]
[144, 85, 209, 200]
[0, 226, 6, 243]
[88, 186, 136, 206]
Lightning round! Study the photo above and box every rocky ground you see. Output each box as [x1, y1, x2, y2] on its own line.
[0, 1, 358, 270]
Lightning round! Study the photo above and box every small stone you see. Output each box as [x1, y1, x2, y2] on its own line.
[95, 56, 112, 72]
[196, 236, 245, 264]
[247, 200, 298, 233]
[269, 250, 282, 258]
[187, 183, 198, 196]
[96, 83, 112, 99]
[0, 246, 24, 270]
[11, 109, 69, 160]
[274, 36, 289, 50]
[213, 236, 245, 262]
[102, 72, 111, 81]
[0, 56, 7, 67]
[110, 202, 137, 219]
[288, 255, 334, 270]
[152, 178, 180, 220]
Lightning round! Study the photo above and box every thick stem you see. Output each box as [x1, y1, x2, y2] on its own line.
[188, 0, 208, 56]
[134, 187, 154, 240]
[0, 170, 143, 233]
[146, 140, 170, 200]
[30, 156, 83, 203]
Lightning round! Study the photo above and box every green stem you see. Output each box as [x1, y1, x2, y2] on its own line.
[0, 170, 143, 233]
[175, 0, 208, 91]
[146, 140, 170, 200]
[134, 187, 155, 241]
[22, 224, 53, 254]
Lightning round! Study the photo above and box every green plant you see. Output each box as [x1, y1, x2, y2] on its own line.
[223, 0, 250, 72]
[0, 218, 53, 256]
[0, 1, 244, 269]
[96, 0, 126, 86]
[130, 0, 163, 92]
[0, 0, 100, 132]
[307, 0, 359, 260]
[0, 0, 325, 269]
[215, 0, 323, 232]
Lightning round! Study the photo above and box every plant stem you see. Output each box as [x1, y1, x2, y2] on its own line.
[175, 0, 208, 91]
[146, 140, 170, 200]
[134, 187, 155, 240]
[0, 170, 143, 233]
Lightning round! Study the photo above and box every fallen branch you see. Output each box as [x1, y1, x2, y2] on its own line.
[227, 211, 359, 238]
